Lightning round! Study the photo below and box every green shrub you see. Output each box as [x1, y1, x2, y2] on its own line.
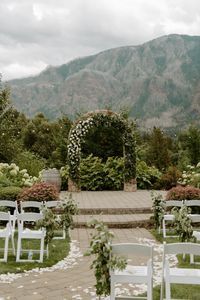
[136, 160, 161, 189]
[157, 166, 182, 190]
[18, 182, 58, 202]
[80, 155, 105, 190]
[0, 186, 22, 200]
[14, 151, 46, 177]
[60, 165, 69, 190]
[166, 185, 200, 200]
[103, 157, 124, 190]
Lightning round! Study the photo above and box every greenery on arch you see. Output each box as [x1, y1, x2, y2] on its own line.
[67, 110, 136, 186]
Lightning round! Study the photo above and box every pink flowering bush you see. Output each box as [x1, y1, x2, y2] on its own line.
[18, 182, 59, 202]
[166, 185, 200, 201]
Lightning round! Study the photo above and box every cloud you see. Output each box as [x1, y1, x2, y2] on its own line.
[0, 0, 200, 80]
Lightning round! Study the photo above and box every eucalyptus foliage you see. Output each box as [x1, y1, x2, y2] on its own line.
[37, 193, 78, 245]
[58, 193, 78, 233]
[85, 220, 127, 298]
[172, 205, 194, 242]
[37, 206, 59, 245]
[151, 191, 165, 229]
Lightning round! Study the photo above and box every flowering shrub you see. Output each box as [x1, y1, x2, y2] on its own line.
[178, 163, 200, 188]
[0, 163, 38, 188]
[166, 185, 200, 200]
[18, 182, 59, 202]
[67, 110, 136, 186]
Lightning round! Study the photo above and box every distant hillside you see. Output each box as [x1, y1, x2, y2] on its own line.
[8, 34, 200, 129]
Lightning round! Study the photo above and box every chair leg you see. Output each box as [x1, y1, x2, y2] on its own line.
[39, 237, 44, 263]
[11, 233, 15, 255]
[160, 278, 164, 300]
[16, 237, 21, 262]
[110, 279, 115, 300]
[163, 219, 166, 238]
[147, 279, 152, 300]
[190, 254, 194, 264]
[165, 280, 171, 300]
[63, 227, 66, 239]
[4, 236, 9, 262]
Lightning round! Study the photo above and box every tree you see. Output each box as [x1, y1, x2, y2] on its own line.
[146, 127, 172, 171]
[0, 76, 27, 162]
[22, 113, 72, 167]
[178, 125, 200, 165]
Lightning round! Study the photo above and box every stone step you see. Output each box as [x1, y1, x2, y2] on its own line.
[73, 213, 153, 228]
[78, 207, 152, 215]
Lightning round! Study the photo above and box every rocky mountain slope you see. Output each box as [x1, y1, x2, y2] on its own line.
[8, 34, 200, 129]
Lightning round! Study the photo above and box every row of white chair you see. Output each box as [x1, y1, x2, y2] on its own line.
[0, 200, 66, 262]
[110, 242, 200, 300]
[0, 210, 46, 262]
[162, 199, 200, 238]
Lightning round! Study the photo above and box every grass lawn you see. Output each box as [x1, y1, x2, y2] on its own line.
[0, 231, 70, 274]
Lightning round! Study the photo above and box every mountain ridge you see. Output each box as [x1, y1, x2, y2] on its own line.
[8, 34, 200, 129]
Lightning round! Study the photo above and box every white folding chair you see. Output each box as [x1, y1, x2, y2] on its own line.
[162, 201, 183, 238]
[185, 200, 200, 214]
[45, 201, 66, 239]
[110, 243, 153, 300]
[16, 212, 46, 263]
[0, 200, 18, 233]
[0, 212, 15, 262]
[161, 242, 200, 300]
[20, 201, 44, 213]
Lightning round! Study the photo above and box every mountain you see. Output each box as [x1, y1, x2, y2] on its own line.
[8, 34, 200, 129]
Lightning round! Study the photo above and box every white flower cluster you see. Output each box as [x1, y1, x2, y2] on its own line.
[178, 163, 200, 187]
[0, 162, 38, 187]
[67, 118, 94, 169]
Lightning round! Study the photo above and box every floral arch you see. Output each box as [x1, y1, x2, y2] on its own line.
[67, 110, 136, 192]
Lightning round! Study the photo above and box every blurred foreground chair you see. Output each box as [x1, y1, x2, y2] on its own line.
[110, 243, 153, 300]
[160, 242, 200, 300]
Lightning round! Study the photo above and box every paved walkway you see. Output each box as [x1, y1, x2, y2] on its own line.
[0, 191, 167, 300]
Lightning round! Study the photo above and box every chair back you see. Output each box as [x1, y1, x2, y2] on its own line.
[17, 212, 43, 223]
[0, 200, 17, 208]
[45, 201, 61, 208]
[185, 200, 200, 207]
[189, 214, 200, 223]
[111, 243, 153, 258]
[165, 200, 183, 208]
[0, 211, 11, 221]
[20, 201, 44, 212]
[164, 242, 200, 256]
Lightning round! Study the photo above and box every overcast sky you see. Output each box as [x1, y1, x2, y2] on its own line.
[1, 0, 200, 80]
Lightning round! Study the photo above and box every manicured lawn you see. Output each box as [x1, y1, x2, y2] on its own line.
[0, 231, 70, 274]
